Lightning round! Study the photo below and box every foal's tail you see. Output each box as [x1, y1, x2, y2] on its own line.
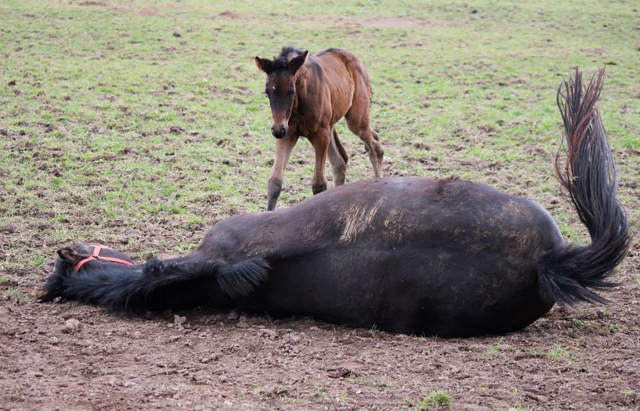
[332, 127, 349, 166]
[538, 69, 631, 305]
[38, 254, 269, 311]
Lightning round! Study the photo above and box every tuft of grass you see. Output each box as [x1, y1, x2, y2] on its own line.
[571, 318, 587, 329]
[486, 344, 501, 355]
[418, 390, 452, 410]
[313, 388, 329, 400]
[0, 276, 15, 285]
[5, 287, 23, 301]
[547, 345, 570, 362]
[531, 347, 546, 358]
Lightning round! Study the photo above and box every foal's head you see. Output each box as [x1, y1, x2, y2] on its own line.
[255, 47, 309, 139]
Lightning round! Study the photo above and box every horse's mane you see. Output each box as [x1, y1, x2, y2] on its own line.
[272, 46, 305, 70]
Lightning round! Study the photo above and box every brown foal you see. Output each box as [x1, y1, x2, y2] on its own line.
[255, 46, 384, 211]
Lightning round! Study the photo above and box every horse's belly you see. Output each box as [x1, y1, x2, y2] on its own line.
[242, 242, 554, 337]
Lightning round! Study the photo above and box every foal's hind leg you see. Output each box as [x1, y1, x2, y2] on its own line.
[345, 97, 384, 178]
[328, 126, 348, 186]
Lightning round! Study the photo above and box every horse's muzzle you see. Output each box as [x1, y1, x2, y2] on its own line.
[271, 125, 288, 139]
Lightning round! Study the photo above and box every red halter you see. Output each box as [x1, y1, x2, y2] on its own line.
[74, 245, 134, 272]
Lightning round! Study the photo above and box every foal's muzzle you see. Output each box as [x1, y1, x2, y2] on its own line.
[271, 125, 288, 139]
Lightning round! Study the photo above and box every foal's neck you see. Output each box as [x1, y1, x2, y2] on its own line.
[294, 68, 310, 105]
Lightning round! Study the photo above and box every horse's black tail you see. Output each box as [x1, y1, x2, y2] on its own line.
[38, 256, 269, 312]
[537, 68, 631, 305]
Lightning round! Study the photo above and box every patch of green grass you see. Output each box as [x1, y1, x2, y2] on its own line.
[0, 276, 14, 285]
[51, 178, 63, 188]
[571, 318, 590, 329]
[54, 214, 70, 223]
[418, 391, 452, 410]
[486, 344, 501, 355]
[547, 345, 570, 362]
[313, 388, 329, 400]
[5, 287, 23, 301]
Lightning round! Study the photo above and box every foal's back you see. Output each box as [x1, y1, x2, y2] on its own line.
[311, 49, 371, 119]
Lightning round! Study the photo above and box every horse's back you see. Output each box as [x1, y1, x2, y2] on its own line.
[290, 177, 562, 251]
[203, 177, 563, 261]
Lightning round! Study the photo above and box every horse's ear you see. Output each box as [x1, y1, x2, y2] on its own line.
[288, 50, 309, 74]
[255, 57, 273, 74]
[57, 247, 80, 263]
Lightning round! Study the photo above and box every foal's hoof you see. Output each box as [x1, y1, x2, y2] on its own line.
[312, 185, 327, 195]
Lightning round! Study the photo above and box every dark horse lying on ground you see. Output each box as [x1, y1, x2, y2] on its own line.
[39, 70, 630, 337]
[255, 46, 384, 210]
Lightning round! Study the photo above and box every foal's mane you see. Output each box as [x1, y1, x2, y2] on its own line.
[272, 46, 306, 70]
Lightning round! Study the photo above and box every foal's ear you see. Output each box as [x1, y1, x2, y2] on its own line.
[288, 50, 309, 74]
[254, 57, 273, 74]
[57, 247, 80, 263]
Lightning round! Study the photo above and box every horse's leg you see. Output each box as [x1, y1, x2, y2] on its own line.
[328, 126, 348, 187]
[345, 85, 384, 178]
[267, 134, 299, 211]
[308, 129, 330, 195]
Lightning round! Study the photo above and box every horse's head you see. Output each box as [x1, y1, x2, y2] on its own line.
[56, 243, 134, 272]
[38, 243, 136, 303]
[255, 49, 309, 139]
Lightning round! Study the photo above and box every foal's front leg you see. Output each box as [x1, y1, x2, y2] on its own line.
[267, 134, 299, 211]
[309, 129, 330, 195]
